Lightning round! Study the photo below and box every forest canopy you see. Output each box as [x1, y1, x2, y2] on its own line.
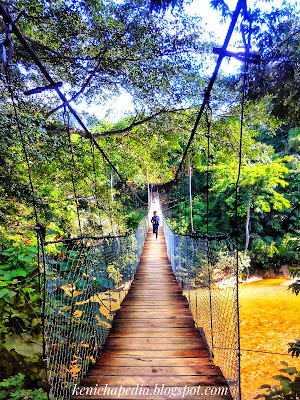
[0, 0, 299, 253]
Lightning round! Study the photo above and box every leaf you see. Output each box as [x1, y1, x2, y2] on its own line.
[0, 288, 17, 300]
[273, 374, 292, 384]
[10, 308, 28, 319]
[0, 264, 13, 271]
[60, 261, 72, 272]
[18, 254, 34, 263]
[281, 367, 297, 375]
[60, 284, 82, 298]
[282, 385, 291, 395]
[4, 335, 42, 358]
[259, 384, 271, 389]
[1, 269, 28, 280]
[73, 310, 83, 318]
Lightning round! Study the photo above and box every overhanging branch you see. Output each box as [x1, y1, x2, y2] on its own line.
[92, 107, 189, 138]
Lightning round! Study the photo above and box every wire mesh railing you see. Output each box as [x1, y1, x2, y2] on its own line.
[162, 213, 241, 400]
[41, 216, 149, 400]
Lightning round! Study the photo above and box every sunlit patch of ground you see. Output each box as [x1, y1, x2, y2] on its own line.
[239, 278, 300, 399]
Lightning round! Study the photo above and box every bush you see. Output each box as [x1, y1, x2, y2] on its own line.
[288, 268, 300, 296]
[255, 361, 300, 400]
[250, 237, 281, 270]
[250, 235, 300, 270]
[214, 249, 251, 279]
[0, 373, 47, 400]
[278, 235, 300, 264]
[0, 241, 45, 386]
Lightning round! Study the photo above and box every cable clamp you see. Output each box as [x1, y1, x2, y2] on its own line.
[34, 222, 46, 242]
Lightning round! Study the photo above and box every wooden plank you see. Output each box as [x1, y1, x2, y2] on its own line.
[94, 357, 215, 367]
[109, 326, 199, 331]
[113, 319, 195, 326]
[102, 342, 207, 350]
[124, 291, 182, 296]
[109, 331, 201, 338]
[80, 375, 227, 386]
[115, 311, 192, 318]
[121, 299, 186, 304]
[99, 350, 211, 358]
[109, 327, 200, 333]
[71, 230, 232, 400]
[105, 337, 202, 344]
[119, 306, 189, 310]
[119, 304, 189, 308]
[123, 296, 186, 301]
[89, 366, 222, 376]
[110, 325, 201, 337]
[130, 278, 176, 281]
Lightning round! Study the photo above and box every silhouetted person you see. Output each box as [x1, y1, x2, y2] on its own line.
[151, 211, 160, 239]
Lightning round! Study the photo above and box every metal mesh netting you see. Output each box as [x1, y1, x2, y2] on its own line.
[43, 217, 148, 400]
[162, 215, 240, 400]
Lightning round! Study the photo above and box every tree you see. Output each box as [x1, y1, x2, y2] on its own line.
[247, 4, 300, 126]
[3, 0, 208, 120]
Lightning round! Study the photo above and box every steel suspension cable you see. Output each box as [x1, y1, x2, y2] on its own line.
[234, 17, 251, 400]
[3, 61, 50, 399]
[188, 156, 194, 233]
[4, 71, 39, 224]
[63, 106, 83, 236]
[204, 104, 215, 357]
[205, 105, 212, 236]
[90, 138, 104, 236]
[102, 156, 118, 235]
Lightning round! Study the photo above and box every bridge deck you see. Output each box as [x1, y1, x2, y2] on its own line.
[72, 228, 232, 400]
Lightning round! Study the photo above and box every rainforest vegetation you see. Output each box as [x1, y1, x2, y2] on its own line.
[0, 0, 299, 398]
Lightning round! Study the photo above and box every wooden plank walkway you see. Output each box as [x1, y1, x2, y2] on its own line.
[72, 228, 232, 400]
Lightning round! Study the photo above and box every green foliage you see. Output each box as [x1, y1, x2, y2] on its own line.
[278, 237, 300, 264]
[0, 242, 40, 339]
[288, 267, 300, 296]
[248, 4, 300, 126]
[124, 211, 146, 232]
[0, 0, 299, 394]
[249, 235, 300, 271]
[0, 241, 46, 386]
[288, 340, 300, 358]
[0, 373, 47, 400]
[214, 250, 251, 278]
[255, 362, 300, 400]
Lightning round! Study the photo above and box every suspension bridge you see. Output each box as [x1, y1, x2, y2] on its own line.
[70, 223, 232, 400]
[39, 197, 240, 400]
[0, 1, 255, 399]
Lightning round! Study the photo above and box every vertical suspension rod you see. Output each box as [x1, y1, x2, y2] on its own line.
[188, 156, 194, 233]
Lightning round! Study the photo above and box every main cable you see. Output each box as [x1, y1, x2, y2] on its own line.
[174, 0, 248, 182]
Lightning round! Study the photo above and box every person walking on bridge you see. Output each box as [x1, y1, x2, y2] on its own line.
[151, 211, 160, 239]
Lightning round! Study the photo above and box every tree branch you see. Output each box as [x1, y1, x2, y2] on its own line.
[25, 36, 97, 62]
[47, 57, 105, 116]
[46, 29, 130, 116]
[68, 108, 189, 139]
[93, 108, 189, 138]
